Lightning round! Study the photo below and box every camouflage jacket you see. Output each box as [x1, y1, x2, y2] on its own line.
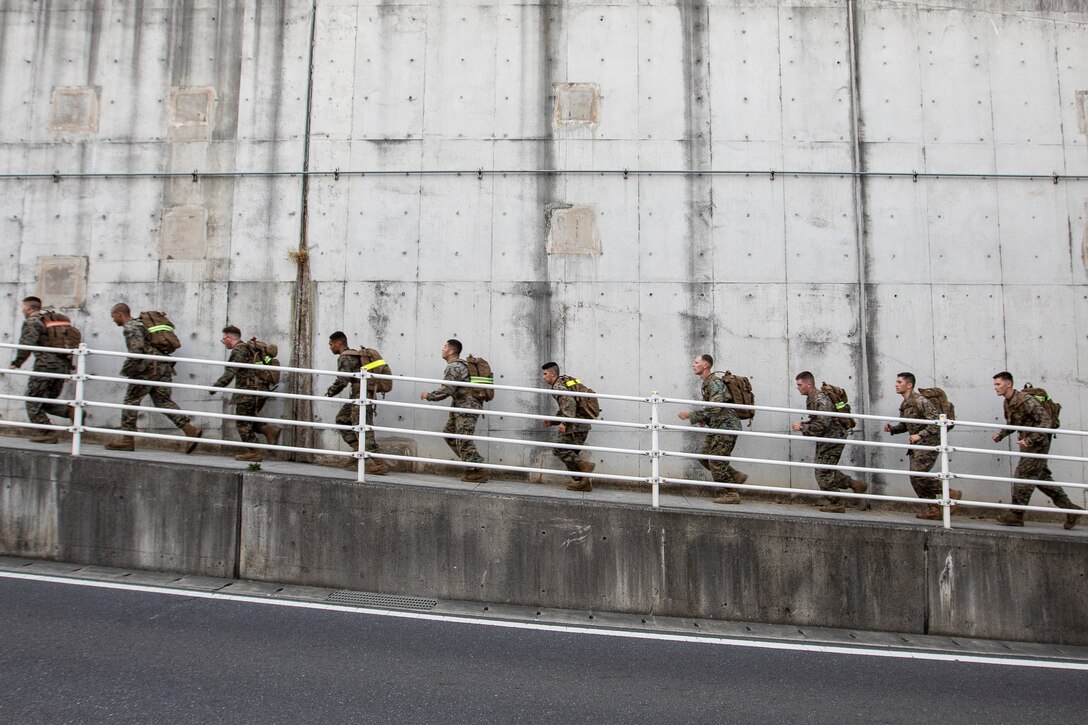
[120, 318, 171, 380]
[551, 378, 591, 433]
[996, 390, 1052, 450]
[887, 392, 939, 446]
[214, 341, 263, 394]
[326, 350, 362, 399]
[426, 358, 481, 411]
[13, 312, 70, 373]
[689, 375, 740, 431]
[800, 390, 847, 439]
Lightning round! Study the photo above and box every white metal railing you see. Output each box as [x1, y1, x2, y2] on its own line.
[1, 341, 1085, 531]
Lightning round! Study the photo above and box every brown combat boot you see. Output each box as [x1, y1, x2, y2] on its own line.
[577, 460, 596, 475]
[849, 479, 868, 494]
[181, 423, 203, 454]
[65, 406, 76, 421]
[566, 478, 592, 492]
[235, 449, 263, 462]
[260, 425, 280, 448]
[820, 502, 847, 514]
[915, 505, 944, 521]
[461, 468, 489, 483]
[105, 435, 135, 451]
[732, 471, 749, 484]
[997, 510, 1025, 527]
[713, 491, 741, 505]
[1063, 503, 1083, 531]
[365, 458, 389, 476]
[29, 432, 59, 444]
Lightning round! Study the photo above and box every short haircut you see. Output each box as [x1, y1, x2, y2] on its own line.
[897, 372, 916, 387]
[329, 331, 348, 344]
[111, 302, 131, 315]
[446, 338, 462, 355]
[22, 296, 42, 310]
[698, 353, 713, 367]
[222, 325, 242, 337]
[993, 371, 1014, 384]
[541, 361, 560, 373]
[795, 371, 815, 384]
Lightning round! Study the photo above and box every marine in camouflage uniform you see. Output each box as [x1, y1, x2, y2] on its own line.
[541, 363, 597, 492]
[325, 331, 387, 475]
[106, 303, 201, 452]
[422, 339, 485, 483]
[791, 373, 866, 512]
[885, 389, 941, 500]
[993, 373, 1082, 529]
[214, 328, 280, 462]
[680, 354, 746, 504]
[10, 298, 72, 442]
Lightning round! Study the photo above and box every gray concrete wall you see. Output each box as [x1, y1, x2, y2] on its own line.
[3, 447, 1085, 645]
[0, 1, 1087, 505]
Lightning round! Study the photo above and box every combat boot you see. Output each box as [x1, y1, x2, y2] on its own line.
[181, 423, 203, 454]
[713, 491, 741, 505]
[365, 458, 389, 475]
[848, 479, 868, 494]
[105, 435, 135, 451]
[820, 502, 847, 514]
[461, 468, 489, 483]
[996, 510, 1025, 527]
[577, 460, 596, 475]
[1063, 503, 1083, 530]
[566, 478, 592, 492]
[29, 432, 59, 444]
[915, 505, 944, 521]
[260, 425, 281, 448]
[732, 471, 749, 484]
[65, 406, 76, 421]
[234, 449, 263, 462]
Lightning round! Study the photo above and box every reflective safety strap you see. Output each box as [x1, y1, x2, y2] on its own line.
[362, 358, 386, 371]
[44, 321, 71, 328]
[470, 376, 493, 384]
[564, 378, 582, 387]
[834, 402, 847, 410]
[147, 324, 174, 333]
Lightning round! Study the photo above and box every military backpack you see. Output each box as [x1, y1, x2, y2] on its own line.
[248, 339, 281, 390]
[138, 310, 181, 354]
[558, 375, 601, 420]
[718, 370, 755, 422]
[1022, 383, 1061, 429]
[343, 348, 393, 395]
[820, 382, 856, 429]
[41, 310, 82, 349]
[918, 387, 956, 430]
[465, 355, 495, 402]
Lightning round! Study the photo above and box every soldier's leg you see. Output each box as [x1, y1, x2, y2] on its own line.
[453, 413, 482, 463]
[1014, 456, 1072, 508]
[553, 429, 584, 474]
[814, 442, 846, 493]
[335, 403, 358, 447]
[364, 404, 378, 453]
[121, 383, 151, 430]
[24, 377, 54, 426]
[234, 396, 260, 444]
[908, 450, 940, 499]
[148, 382, 191, 429]
[442, 413, 460, 456]
[703, 434, 736, 485]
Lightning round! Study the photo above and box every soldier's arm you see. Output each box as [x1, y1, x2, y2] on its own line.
[556, 390, 578, 420]
[916, 396, 941, 442]
[326, 355, 352, 397]
[11, 319, 39, 368]
[689, 379, 727, 426]
[213, 346, 247, 388]
[1022, 396, 1052, 447]
[800, 395, 833, 438]
[426, 362, 464, 402]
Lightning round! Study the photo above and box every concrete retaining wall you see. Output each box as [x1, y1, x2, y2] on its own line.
[3, 447, 1085, 645]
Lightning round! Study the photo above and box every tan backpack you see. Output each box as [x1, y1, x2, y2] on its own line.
[820, 382, 856, 429]
[719, 371, 755, 421]
[1022, 383, 1061, 429]
[41, 310, 82, 349]
[919, 387, 956, 430]
[344, 348, 393, 395]
[465, 355, 494, 402]
[138, 310, 181, 354]
[248, 339, 281, 389]
[558, 375, 601, 419]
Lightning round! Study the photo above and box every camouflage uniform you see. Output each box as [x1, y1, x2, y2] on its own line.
[12, 312, 71, 426]
[800, 390, 853, 495]
[996, 390, 1076, 508]
[690, 375, 743, 487]
[326, 349, 379, 454]
[426, 358, 483, 465]
[214, 341, 268, 445]
[886, 392, 940, 499]
[119, 318, 190, 431]
[550, 376, 593, 478]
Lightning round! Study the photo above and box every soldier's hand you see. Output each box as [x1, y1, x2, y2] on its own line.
[419, 391, 428, 401]
[541, 420, 552, 427]
[992, 433, 1001, 443]
[1017, 439, 1029, 449]
[909, 434, 921, 444]
[558, 423, 567, 434]
[790, 422, 802, 432]
[678, 411, 691, 421]
[883, 423, 893, 433]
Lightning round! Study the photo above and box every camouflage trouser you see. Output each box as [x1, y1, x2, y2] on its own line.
[908, 450, 940, 499]
[335, 402, 378, 453]
[699, 432, 742, 488]
[1011, 440, 1074, 508]
[444, 412, 482, 464]
[233, 394, 267, 444]
[121, 380, 190, 431]
[553, 428, 589, 478]
[25, 376, 69, 426]
[814, 441, 853, 493]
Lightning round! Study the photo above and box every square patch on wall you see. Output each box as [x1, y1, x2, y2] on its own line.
[50, 87, 99, 134]
[160, 205, 208, 260]
[169, 87, 217, 140]
[553, 83, 600, 127]
[36, 256, 88, 309]
[545, 204, 601, 255]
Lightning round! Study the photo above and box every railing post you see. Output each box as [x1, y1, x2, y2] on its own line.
[70, 344, 88, 457]
[357, 371, 369, 483]
[938, 414, 952, 529]
[650, 392, 662, 509]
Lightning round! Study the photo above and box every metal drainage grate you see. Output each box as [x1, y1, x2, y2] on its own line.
[326, 590, 438, 611]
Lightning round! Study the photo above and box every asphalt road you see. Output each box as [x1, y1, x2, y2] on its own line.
[1, 576, 1085, 724]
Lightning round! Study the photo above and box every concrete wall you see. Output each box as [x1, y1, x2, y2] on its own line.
[0, 1, 1087, 505]
[3, 447, 1086, 645]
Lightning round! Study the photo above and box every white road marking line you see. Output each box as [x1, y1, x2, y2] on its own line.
[3, 569, 1085, 671]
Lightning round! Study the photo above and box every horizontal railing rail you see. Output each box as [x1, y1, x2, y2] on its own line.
[0, 341, 1084, 530]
